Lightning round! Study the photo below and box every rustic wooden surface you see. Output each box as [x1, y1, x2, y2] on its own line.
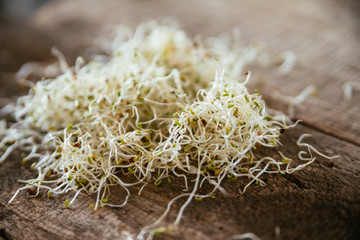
[1, 0, 360, 239]
[0, 15, 54, 73]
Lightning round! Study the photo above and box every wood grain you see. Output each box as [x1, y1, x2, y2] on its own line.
[0, 15, 54, 72]
[0, 0, 360, 240]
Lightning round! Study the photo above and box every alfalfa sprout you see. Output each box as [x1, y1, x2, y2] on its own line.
[0, 21, 337, 239]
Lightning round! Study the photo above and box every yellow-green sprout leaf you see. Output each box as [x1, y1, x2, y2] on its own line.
[244, 95, 249, 103]
[64, 199, 70, 208]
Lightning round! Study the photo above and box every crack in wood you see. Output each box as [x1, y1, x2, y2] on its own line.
[0, 228, 11, 240]
[282, 174, 308, 189]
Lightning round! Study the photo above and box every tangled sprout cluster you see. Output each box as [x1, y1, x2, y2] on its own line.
[0, 21, 336, 235]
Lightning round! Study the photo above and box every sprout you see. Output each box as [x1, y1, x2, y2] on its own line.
[277, 51, 296, 74]
[343, 81, 360, 99]
[271, 85, 317, 119]
[0, 21, 338, 240]
[232, 232, 261, 240]
[64, 199, 70, 208]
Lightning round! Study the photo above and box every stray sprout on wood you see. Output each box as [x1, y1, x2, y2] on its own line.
[343, 81, 360, 99]
[0, 21, 337, 239]
[271, 85, 317, 119]
[232, 233, 261, 240]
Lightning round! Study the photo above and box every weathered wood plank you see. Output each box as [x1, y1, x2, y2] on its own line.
[249, 61, 360, 146]
[0, 125, 359, 240]
[0, 15, 54, 72]
[29, 0, 360, 145]
[1, 1, 360, 240]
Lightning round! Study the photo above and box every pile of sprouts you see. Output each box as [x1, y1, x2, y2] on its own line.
[0, 21, 336, 238]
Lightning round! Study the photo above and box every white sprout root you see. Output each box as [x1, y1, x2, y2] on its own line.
[232, 233, 261, 240]
[277, 51, 296, 74]
[343, 81, 360, 99]
[0, 21, 338, 239]
[271, 85, 317, 119]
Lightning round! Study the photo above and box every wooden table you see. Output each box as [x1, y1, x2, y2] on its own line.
[1, 0, 359, 239]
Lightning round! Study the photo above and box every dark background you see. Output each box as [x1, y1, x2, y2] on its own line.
[0, 0, 49, 18]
